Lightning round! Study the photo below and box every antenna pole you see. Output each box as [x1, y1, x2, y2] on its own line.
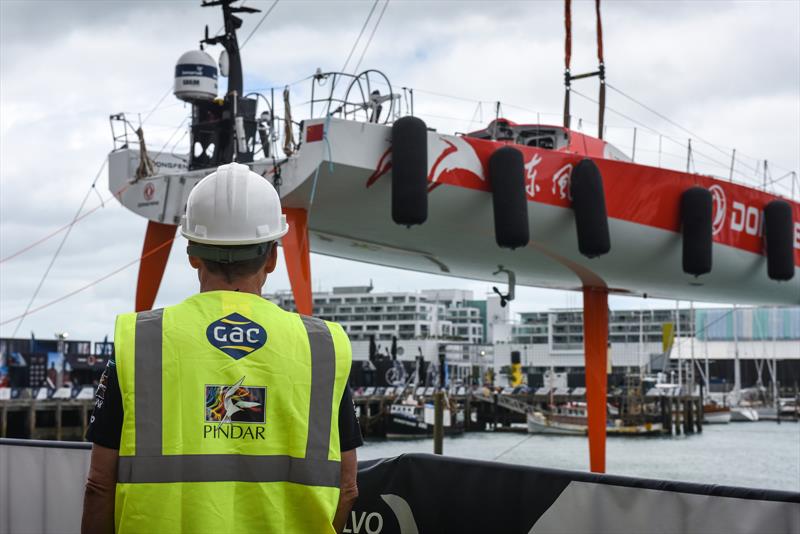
[729, 148, 736, 182]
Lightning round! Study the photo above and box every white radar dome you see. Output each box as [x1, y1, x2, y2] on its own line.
[174, 49, 218, 102]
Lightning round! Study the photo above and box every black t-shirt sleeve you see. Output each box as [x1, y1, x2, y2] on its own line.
[338, 386, 363, 452]
[86, 360, 363, 452]
[85, 360, 123, 450]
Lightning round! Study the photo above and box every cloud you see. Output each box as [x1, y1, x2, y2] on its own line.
[1, 0, 798, 341]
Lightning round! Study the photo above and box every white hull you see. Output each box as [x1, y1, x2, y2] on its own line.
[527, 414, 586, 435]
[703, 411, 732, 424]
[730, 407, 760, 422]
[526, 413, 664, 435]
[109, 118, 800, 305]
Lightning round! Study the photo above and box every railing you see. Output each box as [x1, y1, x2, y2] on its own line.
[308, 70, 407, 124]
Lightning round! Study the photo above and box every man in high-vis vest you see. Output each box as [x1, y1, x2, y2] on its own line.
[81, 162, 362, 533]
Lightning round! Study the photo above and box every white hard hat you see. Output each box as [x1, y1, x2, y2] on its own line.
[181, 162, 288, 249]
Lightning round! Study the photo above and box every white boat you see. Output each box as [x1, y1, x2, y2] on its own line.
[703, 400, 732, 424]
[527, 409, 587, 435]
[527, 403, 663, 436]
[730, 406, 760, 422]
[703, 407, 732, 424]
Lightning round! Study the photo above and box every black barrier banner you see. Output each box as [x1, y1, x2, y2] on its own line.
[346, 454, 800, 534]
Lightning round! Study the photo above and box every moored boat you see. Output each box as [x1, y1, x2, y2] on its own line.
[703, 401, 732, 424]
[527, 402, 663, 436]
[730, 406, 760, 422]
[386, 396, 465, 438]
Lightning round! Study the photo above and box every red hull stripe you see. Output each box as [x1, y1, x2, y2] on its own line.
[438, 137, 800, 267]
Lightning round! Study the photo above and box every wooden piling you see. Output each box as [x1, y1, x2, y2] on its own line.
[27, 402, 36, 439]
[697, 388, 703, 433]
[56, 401, 63, 441]
[684, 396, 693, 434]
[464, 394, 471, 432]
[81, 402, 89, 440]
[1, 402, 7, 438]
[492, 392, 498, 431]
[433, 391, 444, 455]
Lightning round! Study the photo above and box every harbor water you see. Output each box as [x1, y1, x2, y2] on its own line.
[359, 422, 800, 492]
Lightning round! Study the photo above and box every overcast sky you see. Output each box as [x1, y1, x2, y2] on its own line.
[1, 0, 798, 343]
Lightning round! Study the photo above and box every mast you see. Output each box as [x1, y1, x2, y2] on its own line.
[676, 301, 682, 389]
[638, 307, 644, 377]
[191, 0, 260, 168]
[690, 301, 695, 395]
[704, 312, 710, 394]
[772, 307, 778, 412]
[733, 305, 741, 400]
[201, 0, 256, 96]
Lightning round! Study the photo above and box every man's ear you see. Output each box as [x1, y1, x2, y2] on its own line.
[265, 244, 278, 274]
[188, 255, 202, 270]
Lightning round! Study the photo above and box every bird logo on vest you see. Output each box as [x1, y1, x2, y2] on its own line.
[217, 376, 261, 425]
[206, 313, 267, 359]
[204, 376, 267, 440]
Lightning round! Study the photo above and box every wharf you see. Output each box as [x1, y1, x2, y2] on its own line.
[352, 387, 706, 437]
[1, 388, 707, 440]
[0, 399, 93, 441]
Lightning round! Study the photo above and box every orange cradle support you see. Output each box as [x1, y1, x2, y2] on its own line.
[583, 285, 609, 473]
[282, 208, 313, 315]
[135, 221, 177, 312]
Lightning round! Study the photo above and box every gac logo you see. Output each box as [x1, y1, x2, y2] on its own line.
[206, 313, 266, 360]
[212, 326, 261, 344]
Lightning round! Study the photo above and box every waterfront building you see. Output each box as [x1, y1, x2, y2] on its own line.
[265, 286, 487, 344]
[1, 294, 796, 391]
[503, 307, 800, 389]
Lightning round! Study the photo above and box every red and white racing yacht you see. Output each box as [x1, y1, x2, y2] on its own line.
[106, 0, 798, 472]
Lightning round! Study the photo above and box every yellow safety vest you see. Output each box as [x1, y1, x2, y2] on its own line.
[113, 291, 351, 533]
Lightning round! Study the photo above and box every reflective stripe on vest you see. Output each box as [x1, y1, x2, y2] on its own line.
[117, 309, 340, 488]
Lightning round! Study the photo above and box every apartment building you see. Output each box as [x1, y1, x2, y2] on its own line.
[266, 286, 485, 343]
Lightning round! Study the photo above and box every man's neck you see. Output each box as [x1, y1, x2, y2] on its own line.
[199, 279, 263, 296]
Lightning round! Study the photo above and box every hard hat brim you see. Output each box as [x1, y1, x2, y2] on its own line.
[180, 224, 289, 245]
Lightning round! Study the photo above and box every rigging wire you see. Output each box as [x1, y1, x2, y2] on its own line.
[0, 238, 176, 328]
[322, 1, 379, 120]
[492, 431, 535, 461]
[605, 83, 745, 165]
[603, 82, 797, 179]
[568, 88, 779, 186]
[141, 87, 174, 126]
[239, 0, 280, 49]
[0, 118, 188, 264]
[0, 191, 119, 265]
[352, 0, 391, 74]
[340, 0, 380, 75]
[9, 158, 108, 337]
